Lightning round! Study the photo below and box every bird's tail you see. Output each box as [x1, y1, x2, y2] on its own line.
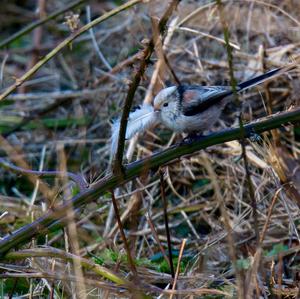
[238, 64, 297, 91]
[110, 104, 157, 158]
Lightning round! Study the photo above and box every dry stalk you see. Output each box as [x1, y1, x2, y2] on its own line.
[160, 168, 175, 279]
[110, 190, 138, 279]
[239, 115, 259, 244]
[146, 213, 171, 268]
[169, 238, 187, 299]
[58, 145, 87, 299]
[0, 136, 55, 204]
[202, 153, 244, 298]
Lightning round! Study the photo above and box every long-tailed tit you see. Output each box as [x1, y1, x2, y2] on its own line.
[153, 67, 292, 134]
[111, 66, 294, 155]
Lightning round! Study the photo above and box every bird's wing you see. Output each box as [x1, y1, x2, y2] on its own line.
[181, 66, 292, 117]
[179, 85, 232, 116]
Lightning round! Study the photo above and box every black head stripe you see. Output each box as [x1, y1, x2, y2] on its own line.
[177, 85, 186, 105]
[176, 85, 186, 113]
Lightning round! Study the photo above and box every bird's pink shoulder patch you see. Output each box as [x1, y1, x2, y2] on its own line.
[183, 90, 198, 103]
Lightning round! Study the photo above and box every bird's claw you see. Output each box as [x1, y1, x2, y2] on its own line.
[249, 133, 261, 142]
[181, 133, 204, 144]
[245, 127, 261, 142]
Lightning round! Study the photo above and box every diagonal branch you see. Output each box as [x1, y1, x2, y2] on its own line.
[0, 107, 299, 256]
[0, 0, 87, 49]
[0, 0, 142, 102]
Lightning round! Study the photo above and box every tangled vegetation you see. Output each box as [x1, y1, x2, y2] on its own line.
[0, 0, 300, 298]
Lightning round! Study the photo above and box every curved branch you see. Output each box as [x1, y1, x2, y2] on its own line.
[0, 107, 299, 256]
[5, 248, 127, 285]
[0, 158, 88, 191]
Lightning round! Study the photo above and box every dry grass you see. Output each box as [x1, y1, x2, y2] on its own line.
[0, 0, 300, 298]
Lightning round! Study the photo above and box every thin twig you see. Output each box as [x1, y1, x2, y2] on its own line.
[160, 168, 175, 279]
[239, 116, 261, 298]
[0, 157, 88, 192]
[216, 5, 250, 295]
[0, 0, 142, 101]
[0, 54, 9, 88]
[93, 52, 141, 86]
[28, 145, 46, 211]
[146, 213, 171, 269]
[5, 88, 106, 101]
[86, 5, 112, 71]
[216, 0, 238, 100]
[0, 136, 55, 205]
[259, 188, 282, 244]
[58, 145, 87, 299]
[151, 17, 181, 86]
[110, 190, 138, 279]
[176, 27, 240, 50]
[0, 272, 139, 294]
[169, 238, 187, 299]
[0, 0, 87, 49]
[239, 115, 259, 244]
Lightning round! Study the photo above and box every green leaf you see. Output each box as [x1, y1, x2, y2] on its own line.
[192, 178, 210, 191]
[266, 243, 288, 257]
[236, 257, 251, 270]
[3, 278, 29, 296]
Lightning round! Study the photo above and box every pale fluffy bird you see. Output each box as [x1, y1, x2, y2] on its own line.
[153, 67, 290, 134]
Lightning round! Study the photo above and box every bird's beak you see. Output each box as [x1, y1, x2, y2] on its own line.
[154, 104, 161, 112]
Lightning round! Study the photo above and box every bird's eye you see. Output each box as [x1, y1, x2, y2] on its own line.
[163, 102, 169, 107]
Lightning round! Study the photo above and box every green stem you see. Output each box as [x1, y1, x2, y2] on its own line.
[6, 248, 127, 285]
